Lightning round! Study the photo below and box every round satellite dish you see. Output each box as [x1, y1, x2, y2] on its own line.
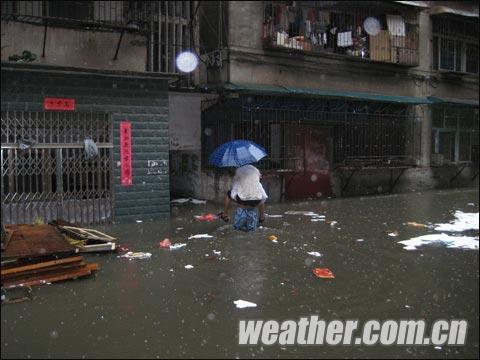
[176, 51, 199, 73]
[363, 17, 381, 36]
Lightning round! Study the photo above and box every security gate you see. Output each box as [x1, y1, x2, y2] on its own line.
[1, 111, 113, 224]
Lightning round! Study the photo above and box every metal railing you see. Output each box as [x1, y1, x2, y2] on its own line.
[202, 95, 420, 172]
[1, 1, 195, 76]
[1, 111, 113, 224]
[262, 1, 419, 66]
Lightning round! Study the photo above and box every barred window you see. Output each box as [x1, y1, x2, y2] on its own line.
[432, 16, 479, 74]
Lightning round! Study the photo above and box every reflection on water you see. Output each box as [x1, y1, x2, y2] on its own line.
[1, 188, 479, 359]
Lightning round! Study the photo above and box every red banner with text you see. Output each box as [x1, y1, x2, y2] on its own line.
[120, 121, 133, 186]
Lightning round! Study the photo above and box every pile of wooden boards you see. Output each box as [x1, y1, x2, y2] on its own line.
[2, 256, 98, 288]
[1, 223, 102, 289]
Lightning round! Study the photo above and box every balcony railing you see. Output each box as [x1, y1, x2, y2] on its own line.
[263, 1, 419, 66]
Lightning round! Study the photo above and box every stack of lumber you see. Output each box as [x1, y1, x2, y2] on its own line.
[1, 224, 99, 289]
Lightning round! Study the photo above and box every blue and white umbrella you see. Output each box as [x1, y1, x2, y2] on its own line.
[208, 140, 267, 167]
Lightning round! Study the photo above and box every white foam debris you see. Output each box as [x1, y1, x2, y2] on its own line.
[266, 214, 284, 218]
[434, 211, 479, 232]
[213, 250, 221, 255]
[234, 300, 257, 309]
[284, 211, 319, 216]
[184, 265, 194, 269]
[311, 218, 326, 222]
[188, 234, 214, 240]
[135, 220, 143, 223]
[118, 251, 152, 260]
[307, 251, 322, 257]
[170, 198, 190, 204]
[398, 233, 479, 251]
[388, 232, 398, 237]
[190, 198, 207, 204]
[169, 243, 187, 250]
[171, 198, 207, 205]
[356, 239, 365, 242]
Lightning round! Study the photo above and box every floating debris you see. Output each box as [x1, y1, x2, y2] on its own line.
[190, 198, 207, 204]
[184, 264, 194, 269]
[135, 220, 143, 223]
[398, 233, 479, 251]
[188, 234, 214, 240]
[406, 222, 429, 228]
[158, 239, 172, 248]
[313, 268, 335, 279]
[118, 251, 152, 260]
[266, 214, 283, 218]
[170, 198, 190, 204]
[234, 300, 257, 309]
[356, 239, 365, 242]
[388, 231, 399, 237]
[194, 214, 218, 222]
[170, 243, 187, 250]
[434, 211, 479, 232]
[268, 235, 278, 241]
[171, 198, 207, 205]
[307, 251, 322, 257]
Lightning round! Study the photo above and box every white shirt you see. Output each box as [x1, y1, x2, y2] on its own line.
[230, 165, 268, 202]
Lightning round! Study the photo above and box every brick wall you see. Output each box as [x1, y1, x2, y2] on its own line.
[1, 63, 171, 222]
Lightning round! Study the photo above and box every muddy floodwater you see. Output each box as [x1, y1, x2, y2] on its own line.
[2, 188, 479, 359]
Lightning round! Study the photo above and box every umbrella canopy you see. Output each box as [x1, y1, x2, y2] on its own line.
[208, 140, 267, 167]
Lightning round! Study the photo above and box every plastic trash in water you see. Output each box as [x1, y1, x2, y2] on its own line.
[159, 239, 172, 248]
[234, 300, 257, 309]
[84, 138, 99, 160]
[268, 235, 278, 241]
[266, 214, 283, 218]
[171, 198, 190, 204]
[313, 268, 335, 279]
[118, 251, 152, 260]
[194, 214, 218, 222]
[406, 222, 429, 228]
[307, 251, 322, 257]
[184, 264, 194, 269]
[388, 231, 399, 237]
[170, 243, 187, 250]
[188, 234, 213, 240]
[190, 198, 207, 204]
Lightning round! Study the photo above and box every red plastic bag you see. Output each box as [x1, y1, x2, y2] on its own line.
[194, 214, 218, 222]
[313, 268, 335, 279]
[159, 238, 172, 248]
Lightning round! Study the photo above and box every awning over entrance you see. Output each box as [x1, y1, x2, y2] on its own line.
[427, 96, 479, 107]
[205, 82, 431, 105]
[430, 5, 479, 18]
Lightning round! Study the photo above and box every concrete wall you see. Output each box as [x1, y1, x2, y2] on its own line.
[1, 64, 170, 222]
[1, 21, 146, 72]
[169, 92, 217, 199]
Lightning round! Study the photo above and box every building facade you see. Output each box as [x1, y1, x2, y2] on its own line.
[170, 1, 479, 202]
[1, 1, 195, 224]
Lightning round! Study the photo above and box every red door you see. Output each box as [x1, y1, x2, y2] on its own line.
[284, 126, 331, 199]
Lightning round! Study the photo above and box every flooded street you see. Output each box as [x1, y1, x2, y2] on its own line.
[2, 188, 479, 359]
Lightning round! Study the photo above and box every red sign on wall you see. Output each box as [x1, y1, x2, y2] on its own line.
[120, 121, 133, 186]
[44, 97, 76, 111]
